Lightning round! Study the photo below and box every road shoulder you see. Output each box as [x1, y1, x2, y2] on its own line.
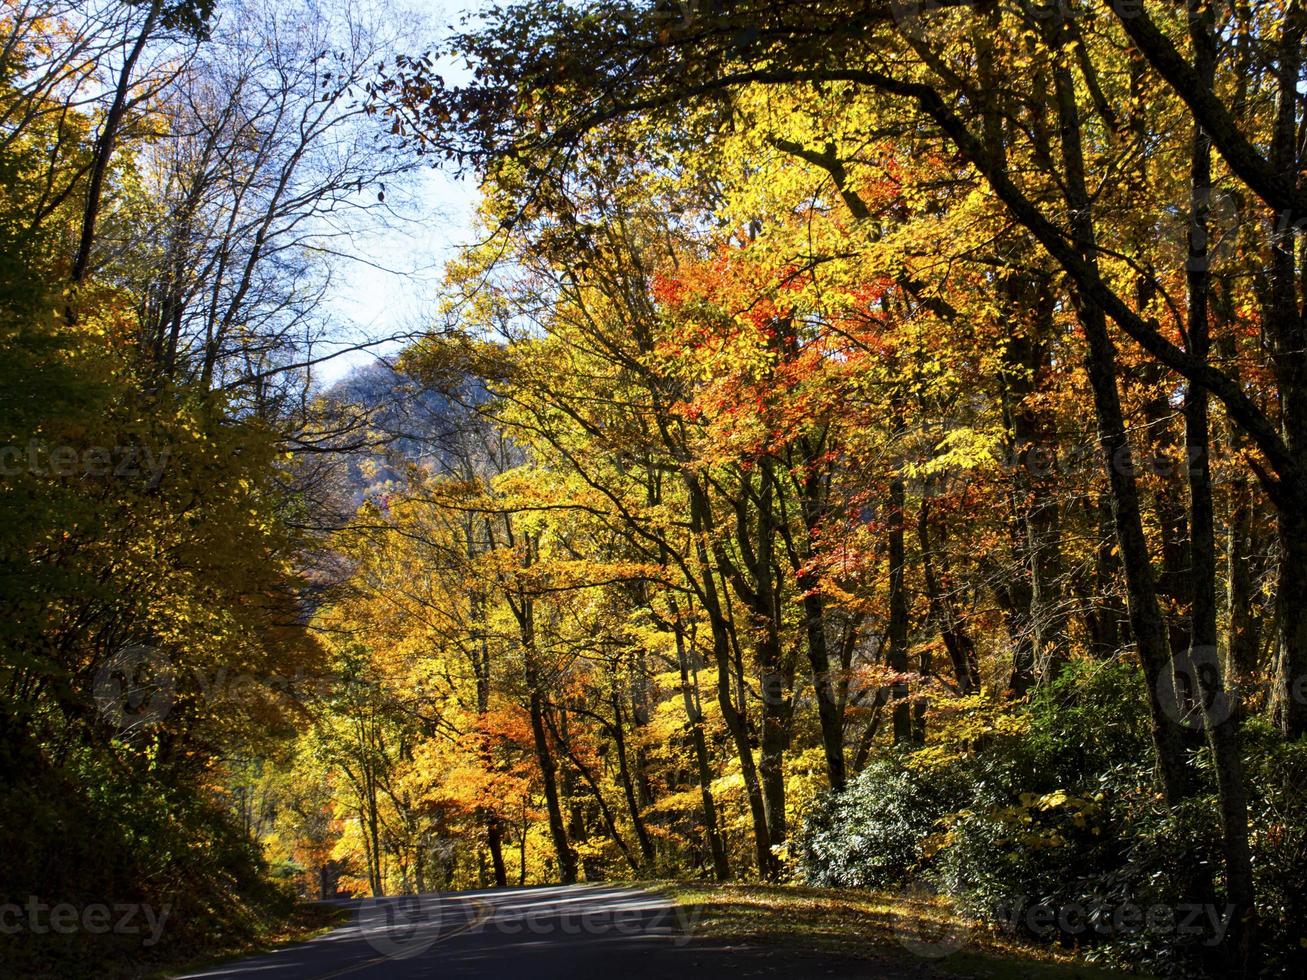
[655, 883, 1154, 980]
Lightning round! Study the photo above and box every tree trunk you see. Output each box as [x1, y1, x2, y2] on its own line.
[546, 710, 639, 874]
[1046, 10, 1195, 803]
[918, 495, 981, 694]
[1000, 277, 1068, 687]
[670, 614, 731, 881]
[887, 464, 913, 744]
[1071, 186, 1196, 807]
[758, 687, 789, 848]
[486, 815, 508, 888]
[527, 683, 577, 883]
[70, 0, 163, 289]
[688, 482, 774, 878]
[1264, 7, 1307, 742]
[1182, 13, 1259, 965]
[1225, 472, 1261, 689]
[471, 590, 508, 888]
[1082, 492, 1130, 659]
[794, 438, 848, 791]
[730, 463, 792, 850]
[801, 586, 847, 789]
[611, 693, 656, 867]
[1272, 505, 1307, 738]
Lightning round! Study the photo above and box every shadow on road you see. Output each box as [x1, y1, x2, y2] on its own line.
[174, 884, 897, 979]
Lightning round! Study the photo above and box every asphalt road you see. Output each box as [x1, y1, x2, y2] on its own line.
[174, 884, 902, 979]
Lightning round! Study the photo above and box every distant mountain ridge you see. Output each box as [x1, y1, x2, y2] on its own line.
[321, 360, 485, 504]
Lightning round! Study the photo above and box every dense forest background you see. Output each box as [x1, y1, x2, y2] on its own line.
[4, 1, 1307, 978]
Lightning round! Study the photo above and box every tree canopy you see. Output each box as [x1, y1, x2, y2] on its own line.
[6, 2, 1307, 978]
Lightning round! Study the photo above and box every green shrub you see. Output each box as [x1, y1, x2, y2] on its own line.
[1241, 720, 1307, 978]
[0, 715, 292, 977]
[793, 660, 1307, 975]
[796, 752, 973, 888]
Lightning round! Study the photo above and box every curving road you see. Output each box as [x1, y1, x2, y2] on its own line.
[173, 885, 895, 979]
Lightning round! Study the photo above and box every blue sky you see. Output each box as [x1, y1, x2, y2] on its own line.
[313, 0, 486, 388]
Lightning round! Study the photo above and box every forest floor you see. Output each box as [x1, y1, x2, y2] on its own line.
[655, 883, 1153, 980]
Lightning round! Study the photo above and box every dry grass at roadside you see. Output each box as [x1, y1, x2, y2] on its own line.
[655, 883, 1153, 980]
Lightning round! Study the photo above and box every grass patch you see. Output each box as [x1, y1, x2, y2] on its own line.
[655, 883, 1153, 980]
